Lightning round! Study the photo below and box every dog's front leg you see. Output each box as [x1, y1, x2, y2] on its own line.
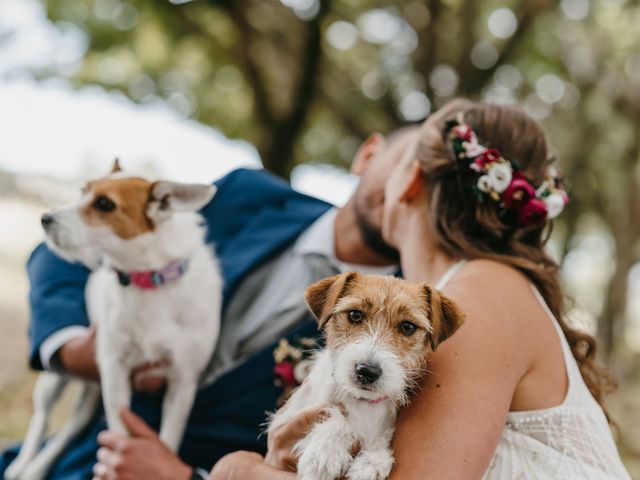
[100, 359, 132, 435]
[295, 406, 357, 480]
[346, 427, 395, 480]
[158, 376, 198, 452]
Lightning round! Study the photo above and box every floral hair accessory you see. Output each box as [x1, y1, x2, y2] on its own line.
[445, 112, 569, 226]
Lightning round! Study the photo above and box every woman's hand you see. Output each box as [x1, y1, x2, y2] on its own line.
[93, 408, 192, 480]
[210, 451, 295, 480]
[264, 403, 331, 471]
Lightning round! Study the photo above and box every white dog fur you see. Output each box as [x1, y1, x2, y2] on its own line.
[5, 165, 222, 480]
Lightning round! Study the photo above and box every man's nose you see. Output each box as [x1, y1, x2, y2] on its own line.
[355, 362, 382, 385]
[41, 213, 54, 229]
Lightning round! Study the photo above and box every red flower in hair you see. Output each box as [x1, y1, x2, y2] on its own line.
[518, 198, 548, 226]
[472, 148, 501, 170]
[502, 172, 536, 209]
[453, 124, 474, 141]
[273, 362, 296, 386]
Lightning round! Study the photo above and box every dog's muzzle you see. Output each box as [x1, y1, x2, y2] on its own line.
[354, 362, 382, 385]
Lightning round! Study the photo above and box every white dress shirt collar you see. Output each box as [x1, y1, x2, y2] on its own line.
[293, 208, 397, 276]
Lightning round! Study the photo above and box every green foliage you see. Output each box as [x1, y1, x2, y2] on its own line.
[42, 0, 640, 355]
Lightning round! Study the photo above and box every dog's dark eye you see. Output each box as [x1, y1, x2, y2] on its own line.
[398, 321, 418, 336]
[348, 310, 364, 323]
[93, 196, 116, 213]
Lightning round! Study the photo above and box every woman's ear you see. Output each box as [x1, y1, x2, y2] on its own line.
[399, 160, 424, 203]
[351, 134, 384, 176]
[305, 272, 359, 329]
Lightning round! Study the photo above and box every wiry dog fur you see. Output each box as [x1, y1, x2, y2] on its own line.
[268, 272, 464, 480]
[5, 161, 222, 480]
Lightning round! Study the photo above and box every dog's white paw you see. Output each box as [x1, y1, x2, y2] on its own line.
[346, 448, 394, 480]
[296, 437, 353, 480]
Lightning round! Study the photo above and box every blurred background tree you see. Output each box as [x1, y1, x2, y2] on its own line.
[43, 0, 640, 357]
[5, 0, 640, 469]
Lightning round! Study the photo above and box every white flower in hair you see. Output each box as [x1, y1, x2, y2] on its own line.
[544, 193, 566, 219]
[464, 141, 486, 159]
[477, 175, 493, 193]
[488, 162, 512, 193]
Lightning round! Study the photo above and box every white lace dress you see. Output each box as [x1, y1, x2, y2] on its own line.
[436, 263, 631, 480]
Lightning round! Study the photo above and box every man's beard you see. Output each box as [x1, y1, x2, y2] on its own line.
[355, 207, 400, 263]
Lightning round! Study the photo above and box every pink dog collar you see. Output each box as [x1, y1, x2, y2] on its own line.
[360, 395, 389, 404]
[116, 259, 189, 289]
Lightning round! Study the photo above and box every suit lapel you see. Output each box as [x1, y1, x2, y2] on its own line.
[219, 201, 331, 307]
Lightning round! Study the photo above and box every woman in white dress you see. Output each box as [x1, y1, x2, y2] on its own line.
[378, 99, 630, 479]
[212, 99, 630, 479]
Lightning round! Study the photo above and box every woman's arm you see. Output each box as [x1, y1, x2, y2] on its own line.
[211, 452, 295, 480]
[388, 264, 533, 479]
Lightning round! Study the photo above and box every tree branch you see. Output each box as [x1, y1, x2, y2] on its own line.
[216, 0, 275, 126]
[261, 0, 331, 177]
[460, 0, 559, 94]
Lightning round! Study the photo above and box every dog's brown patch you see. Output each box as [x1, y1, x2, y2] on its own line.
[82, 177, 155, 239]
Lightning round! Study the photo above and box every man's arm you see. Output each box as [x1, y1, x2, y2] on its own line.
[53, 325, 100, 381]
[27, 243, 94, 373]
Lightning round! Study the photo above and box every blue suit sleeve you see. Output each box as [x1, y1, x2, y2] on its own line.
[27, 243, 91, 370]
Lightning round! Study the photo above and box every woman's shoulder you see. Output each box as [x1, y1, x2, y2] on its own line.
[456, 258, 530, 286]
[442, 258, 545, 338]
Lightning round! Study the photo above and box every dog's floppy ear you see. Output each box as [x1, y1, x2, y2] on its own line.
[148, 181, 216, 216]
[111, 158, 122, 174]
[305, 272, 359, 329]
[423, 285, 464, 351]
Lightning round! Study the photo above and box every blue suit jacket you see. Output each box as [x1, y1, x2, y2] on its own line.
[2, 168, 333, 478]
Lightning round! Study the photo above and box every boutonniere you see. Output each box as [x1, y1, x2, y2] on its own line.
[272, 336, 319, 406]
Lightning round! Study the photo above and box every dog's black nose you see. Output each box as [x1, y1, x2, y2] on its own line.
[355, 362, 382, 385]
[41, 214, 54, 229]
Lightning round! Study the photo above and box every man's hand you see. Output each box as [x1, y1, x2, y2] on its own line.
[210, 452, 295, 480]
[58, 325, 167, 392]
[58, 325, 100, 381]
[130, 359, 169, 392]
[93, 408, 192, 480]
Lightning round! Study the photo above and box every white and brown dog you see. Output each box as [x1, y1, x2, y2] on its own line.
[5, 161, 222, 480]
[269, 272, 464, 480]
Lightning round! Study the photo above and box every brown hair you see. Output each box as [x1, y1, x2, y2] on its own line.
[414, 98, 615, 414]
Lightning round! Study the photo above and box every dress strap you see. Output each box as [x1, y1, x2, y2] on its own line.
[530, 286, 582, 404]
[435, 260, 467, 290]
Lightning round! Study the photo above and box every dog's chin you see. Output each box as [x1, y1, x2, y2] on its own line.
[338, 381, 402, 403]
[45, 237, 100, 269]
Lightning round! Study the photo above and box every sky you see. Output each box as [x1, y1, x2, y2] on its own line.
[0, 0, 358, 205]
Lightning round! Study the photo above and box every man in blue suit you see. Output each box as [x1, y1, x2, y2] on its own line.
[0, 126, 417, 480]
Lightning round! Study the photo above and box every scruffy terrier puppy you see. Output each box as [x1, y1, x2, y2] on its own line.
[5, 161, 222, 480]
[269, 272, 464, 480]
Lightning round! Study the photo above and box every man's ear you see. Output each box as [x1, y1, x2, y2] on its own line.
[400, 160, 424, 202]
[305, 272, 359, 329]
[148, 181, 216, 216]
[423, 285, 465, 351]
[351, 134, 383, 176]
[111, 158, 122, 174]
